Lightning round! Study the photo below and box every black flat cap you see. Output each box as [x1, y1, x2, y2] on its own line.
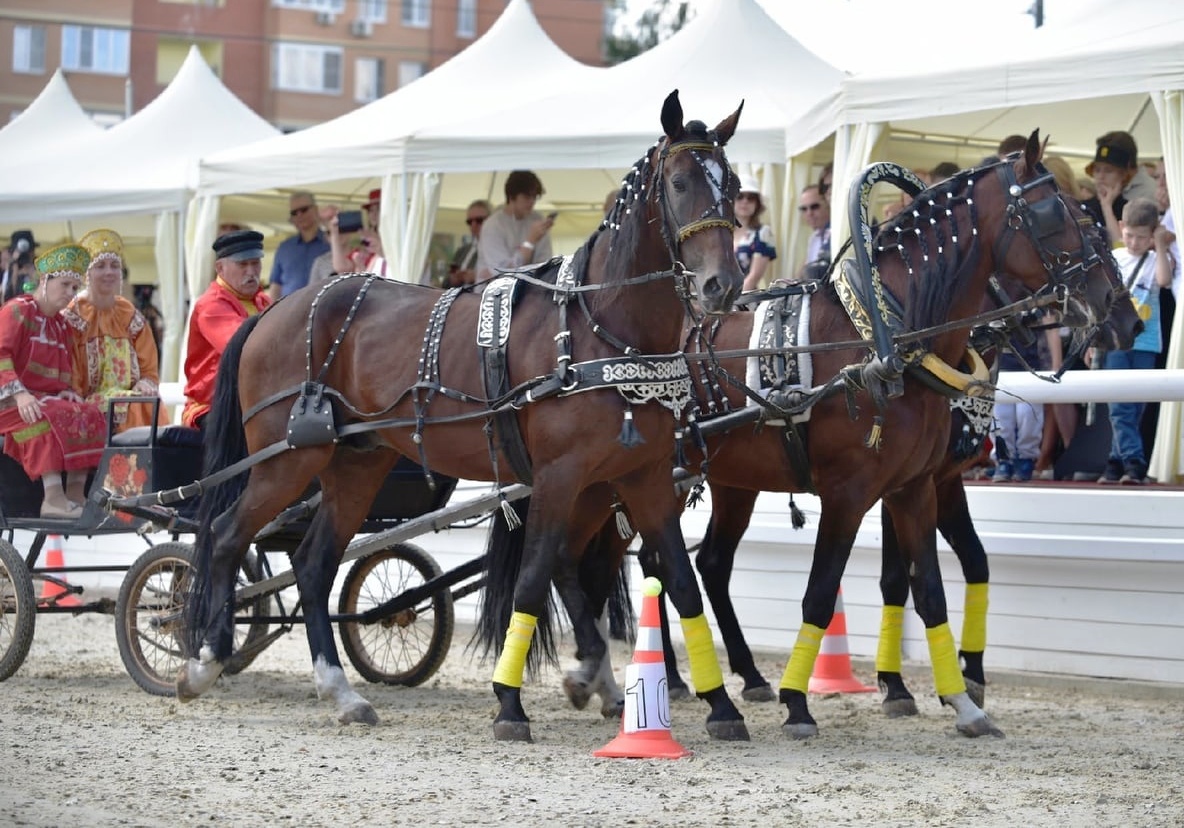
[213, 229, 265, 262]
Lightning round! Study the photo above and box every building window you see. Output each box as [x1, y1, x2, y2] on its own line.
[13, 25, 46, 74]
[401, 0, 430, 28]
[273, 43, 343, 95]
[61, 26, 130, 75]
[354, 57, 384, 103]
[272, 0, 346, 11]
[397, 60, 425, 88]
[357, 0, 388, 23]
[456, 0, 476, 38]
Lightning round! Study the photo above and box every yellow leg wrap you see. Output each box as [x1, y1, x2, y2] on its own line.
[779, 623, 826, 693]
[926, 622, 967, 697]
[876, 605, 906, 673]
[491, 611, 537, 688]
[961, 582, 989, 653]
[680, 614, 725, 692]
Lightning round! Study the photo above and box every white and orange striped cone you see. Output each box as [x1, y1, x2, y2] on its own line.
[594, 577, 691, 759]
[808, 587, 874, 694]
[40, 533, 81, 607]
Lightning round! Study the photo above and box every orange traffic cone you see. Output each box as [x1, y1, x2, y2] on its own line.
[808, 587, 874, 694]
[40, 533, 81, 607]
[594, 576, 691, 759]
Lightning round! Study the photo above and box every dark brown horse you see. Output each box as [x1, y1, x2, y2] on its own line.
[176, 91, 750, 741]
[492, 135, 1124, 739]
[639, 207, 1141, 719]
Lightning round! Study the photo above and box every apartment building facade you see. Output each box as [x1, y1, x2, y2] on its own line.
[1, 0, 608, 130]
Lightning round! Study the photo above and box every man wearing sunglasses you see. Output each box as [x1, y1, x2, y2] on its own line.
[797, 184, 831, 279]
[268, 191, 330, 300]
[448, 199, 492, 287]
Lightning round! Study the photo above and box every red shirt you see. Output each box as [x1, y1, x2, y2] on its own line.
[182, 278, 270, 427]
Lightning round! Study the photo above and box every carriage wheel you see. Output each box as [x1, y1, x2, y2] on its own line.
[115, 542, 271, 696]
[338, 542, 454, 686]
[0, 539, 36, 682]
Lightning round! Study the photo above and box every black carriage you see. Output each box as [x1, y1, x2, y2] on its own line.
[0, 396, 518, 694]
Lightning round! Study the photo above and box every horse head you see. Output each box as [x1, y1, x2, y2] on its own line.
[987, 130, 1119, 336]
[650, 89, 745, 315]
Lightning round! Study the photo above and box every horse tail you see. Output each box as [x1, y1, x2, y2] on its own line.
[470, 495, 559, 676]
[184, 313, 262, 655]
[581, 519, 635, 643]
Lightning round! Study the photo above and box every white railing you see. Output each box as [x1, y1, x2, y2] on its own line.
[996, 368, 1184, 404]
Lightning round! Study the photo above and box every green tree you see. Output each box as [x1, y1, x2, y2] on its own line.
[604, 0, 694, 65]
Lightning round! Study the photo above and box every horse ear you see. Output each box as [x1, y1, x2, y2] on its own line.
[661, 90, 684, 141]
[713, 100, 745, 147]
[1024, 129, 1043, 175]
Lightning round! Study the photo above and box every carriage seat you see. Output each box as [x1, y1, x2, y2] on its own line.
[109, 425, 203, 449]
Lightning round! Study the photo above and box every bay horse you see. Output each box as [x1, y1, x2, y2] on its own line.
[492, 134, 1124, 738]
[635, 205, 1141, 718]
[176, 90, 751, 741]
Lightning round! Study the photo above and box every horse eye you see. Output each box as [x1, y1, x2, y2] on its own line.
[671, 176, 687, 193]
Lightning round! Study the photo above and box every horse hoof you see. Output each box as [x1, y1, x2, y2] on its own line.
[965, 678, 986, 709]
[705, 719, 750, 741]
[741, 684, 776, 703]
[956, 715, 1005, 738]
[562, 674, 592, 711]
[175, 659, 217, 703]
[600, 699, 624, 720]
[782, 721, 819, 740]
[339, 703, 379, 726]
[667, 683, 692, 702]
[493, 720, 533, 742]
[882, 698, 919, 718]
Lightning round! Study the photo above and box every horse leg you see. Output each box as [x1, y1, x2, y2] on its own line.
[777, 493, 863, 740]
[699, 485, 773, 701]
[884, 481, 1002, 738]
[551, 533, 613, 716]
[292, 449, 394, 725]
[178, 452, 325, 701]
[637, 539, 692, 699]
[618, 469, 748, 741]
[877, 508, 919, 717]
[489, 473, 584, 742]
[935, 475, 989, 708]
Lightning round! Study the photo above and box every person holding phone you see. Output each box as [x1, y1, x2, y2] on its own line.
[476, 170, 554, 280]
[328, 189, 388, 278]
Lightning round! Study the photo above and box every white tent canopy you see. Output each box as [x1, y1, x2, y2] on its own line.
[0, 48, 280, 383]
[0, 68, 103, 161]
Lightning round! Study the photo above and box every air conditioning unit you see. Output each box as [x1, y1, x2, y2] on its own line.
[350, 18, 373, 38]
[314, 11, 335, 26]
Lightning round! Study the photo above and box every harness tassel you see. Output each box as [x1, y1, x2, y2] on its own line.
[789, 494, 806, 529]
[864, 415, 884, 451]
[685, 481, 705, 509]
[499, 494, 523, 531]
[613, 502, 635, 540]
[618, 407, 645, 449]
[673, 428, 688, 470]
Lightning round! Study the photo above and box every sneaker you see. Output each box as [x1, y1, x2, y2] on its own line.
[1120, 461, 1148, 486]
[993, 462, 1013, 483]
[1098, 459, 1123, 484]
[1014, 459, 1035, 482]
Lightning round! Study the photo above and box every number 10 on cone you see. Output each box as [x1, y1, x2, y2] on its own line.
[622, 661, 671, 733]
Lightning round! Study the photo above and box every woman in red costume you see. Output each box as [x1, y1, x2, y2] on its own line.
[0, 244, 106, 517]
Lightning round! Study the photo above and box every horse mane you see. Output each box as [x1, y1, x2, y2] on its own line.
[872, 164, 1001, 348]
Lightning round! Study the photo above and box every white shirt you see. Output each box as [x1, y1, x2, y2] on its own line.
[476, 208, 553, 280]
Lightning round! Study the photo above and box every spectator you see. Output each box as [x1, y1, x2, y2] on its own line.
[0, 243, 106, 517]
[1082, 131, 1158, 245]
[133, 284, 165, 352]
[1077, 178, 1098, 201]
[1153, 157, 1180, 301]
[477, 170, 554, 280]
[269, 192, 330, 300]
[997, 134, 1028, 158]
[1098, 198, 1175, 485]
[182, 231, 271, 430]
[992, 322, 1059, 483]
[449, 199, 492, 287]
[796, 184, 830, 279]
[331, 189, 388, 278]
[734, 175, 777, 292]
[930, 161, 961, 181]
[63, 229, 165, 433]
[1041, 155, 1080, 198]
[2, 229, 39, 303]
[818, 162, 834, 200]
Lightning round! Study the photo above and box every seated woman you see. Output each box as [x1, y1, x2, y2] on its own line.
[0, 244, 107, 517]
[64, 229, 165, 433]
